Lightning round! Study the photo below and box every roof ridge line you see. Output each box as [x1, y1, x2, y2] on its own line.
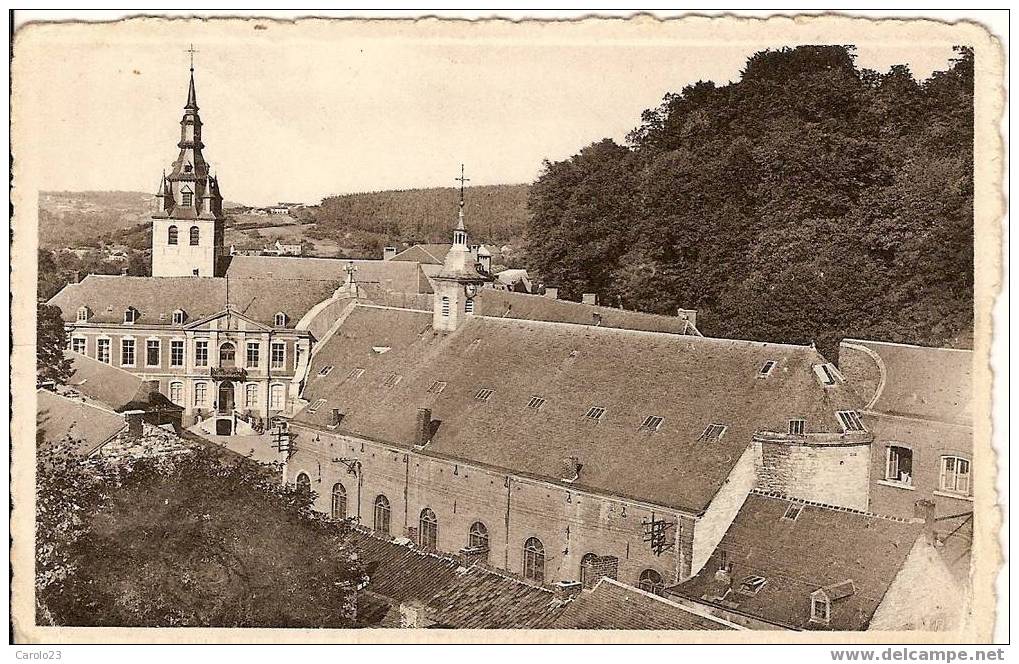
[749, 489, 920, 524]
[841, 338, 973, 353]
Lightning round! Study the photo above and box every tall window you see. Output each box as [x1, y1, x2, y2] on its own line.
[71, 337, 86, 354]
[97, 338, 111, 364]
[638, 569, 665, 596]
[194, 340, 208, 367]
[167, 225, 178, 245]
[523, 537, 545, 583]
[146, 339, 160, 366]
[244, 383, 258, 408]
[440, 296, 450, 317]
[194, 382, 208, 407]
[374, 495, 391, 535]
[181, 191, 193, 207]
[274, 312, 287, 327]
[469, 521, 489, 558]
[885, 445, 913, 485]
[331, 483, 347, 520]
[269, 383, 284, 410]
[169, 381, 183, 405]
[189, 226, 200, 246]
[580, 553, 598, 588]
[271, 342, 286, 369]
[419, 508, 438, 550]
[219, 342, 236, 367]
[170, 340, 185, 367]
[246, 342, 260, 368]
[464, 298, 475, 314]
[120, 338, 135, 366]
[295, 472, 311, 494]
[940, 456, 971, 495]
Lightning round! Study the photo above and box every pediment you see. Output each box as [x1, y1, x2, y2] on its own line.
[183, 308, 270, 332]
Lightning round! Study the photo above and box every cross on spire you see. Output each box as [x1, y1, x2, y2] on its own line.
[455, 164, 470, 208]
[186, 44, 198, 72]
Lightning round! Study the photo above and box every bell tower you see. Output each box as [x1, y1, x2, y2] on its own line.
[151, 45, 226, 278]
[432, 165, 490, 333]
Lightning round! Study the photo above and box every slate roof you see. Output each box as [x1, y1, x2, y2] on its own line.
[841, 339, 972, 425]
[48, 275, 339, 328]
[426, 566, 567, 629]
[224, 255, 433, 293]
[294, 305, 863, 513]
[553, 578, 737, 630]
[668, 491, 924, 630]
[37, 389, 127, 457]
[65, 351, 181, 413]
[472, 289, 695, 335]
[391, 244, 452, 265]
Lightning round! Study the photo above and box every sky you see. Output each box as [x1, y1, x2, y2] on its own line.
[14, 18, 962, 206]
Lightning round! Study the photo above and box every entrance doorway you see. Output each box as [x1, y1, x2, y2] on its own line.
[218, 381, 235, 413]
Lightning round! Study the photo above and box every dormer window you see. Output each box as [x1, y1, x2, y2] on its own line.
[382, 373, 402, 388]
[813, 363, 841, 386]
[837, 410, 865, 432]
[172, 309, 186, 325]
[76, 306, 90, 322]
[700, 423, 728, 440]
[640, 415, 664, 432]
[738, 575, 767, 595]
[474, 388, 494, 402]
[274, 312, 287, 327]
[782, 503, 803, 521]
[318, 365, 334, 377]
[527, 396, 546, 410]
[811, 594, 831, 624]
[181, 190, 193, 207]
[123, 307, 138, 324]
[758, 360, 777, 378]
[788, 419, 806, 435]
[427, 381, 447, 395]
[584, 406, 606, 421]
[347, 367, 365, 380]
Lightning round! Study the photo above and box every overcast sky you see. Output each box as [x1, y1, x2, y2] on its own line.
[15, 18, 960, 206]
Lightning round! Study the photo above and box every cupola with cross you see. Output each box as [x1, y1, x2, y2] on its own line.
[151, 45, 227, 278]
[432, 165, 492, 332]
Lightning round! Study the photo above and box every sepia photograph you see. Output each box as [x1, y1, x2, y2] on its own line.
[8, 8, 1007, 652]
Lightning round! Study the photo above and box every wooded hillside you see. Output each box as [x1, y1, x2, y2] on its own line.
[525, 46, 974, 355]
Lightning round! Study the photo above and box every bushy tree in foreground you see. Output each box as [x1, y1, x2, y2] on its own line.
[37, 446, 362, 627]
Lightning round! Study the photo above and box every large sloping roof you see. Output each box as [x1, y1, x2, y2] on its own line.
[426, 567, 567, 629]
[48, 275, 338, 328]
[37, 389, 126, 457]
[669, 491, 923, 630]
[390, 244, 452, 265]
[224, 255, 432, 293]
[294, 305, 862, 512]
[553, 578, 736, 630]
[840, 339, 972, 425]
[65, 351, 180, 413]
[472, 289, 695, 335]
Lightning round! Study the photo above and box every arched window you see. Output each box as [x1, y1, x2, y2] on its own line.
[269, 383, 284, 411]
[523, 537, 545, 583]
[219, 342, 236, 367]
[469, 521, 489, 556]
[274, 312, 287, 327]
[419, 508, 438, 549]
[169, 381, 183, 405]
[295, 472, 311, 494]
[580, 552, 598, 588]
[638, 569, 665, 596]
[331, 483, 347, 520]
[244, 383, 258, 408]
[440, 296, 450, 318]
[168, 225, 178, 245]
[464, 298, 475, 314]
[373, 494, 391, 535]
[189, 226, 200, 246]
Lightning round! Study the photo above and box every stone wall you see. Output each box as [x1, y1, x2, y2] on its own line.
[755, 435, 871, 511]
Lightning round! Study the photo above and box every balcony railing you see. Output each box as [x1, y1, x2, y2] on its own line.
[210, 367, 247, 380]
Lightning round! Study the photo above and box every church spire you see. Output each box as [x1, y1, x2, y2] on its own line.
[185, 44, 199, 110]
[453, 163, 470, 246]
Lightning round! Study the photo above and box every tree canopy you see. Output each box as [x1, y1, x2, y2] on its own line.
[525, 45, 974, 356]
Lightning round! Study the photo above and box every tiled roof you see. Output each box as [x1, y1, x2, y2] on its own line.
[553, 578, 737, 630]
[224, 255, 433, 293]
[841, 339, 972, 425]
[48, 275, 339, 328]
[426, 566, 567, 629]
[472, 289, 694, 335]
[339, 529, 462, 606]
[65, 351, 180, 413]
[37, 389, 126, 457]
[294, 305, 862, 512]
[391, 244, 452, 265]
[668, 491, 924, 630]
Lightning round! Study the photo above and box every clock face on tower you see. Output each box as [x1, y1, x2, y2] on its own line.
[464, 284, 478, 298]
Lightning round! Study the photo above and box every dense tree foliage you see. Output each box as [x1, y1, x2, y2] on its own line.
[525, 46, 974, 356]
[36, 303, 73, 386]
[37, 446, 363, 627]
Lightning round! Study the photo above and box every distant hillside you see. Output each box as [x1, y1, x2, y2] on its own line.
[312, 184, 530, 250]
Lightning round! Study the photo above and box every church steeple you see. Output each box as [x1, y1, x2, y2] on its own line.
[151, 45, 226, 278]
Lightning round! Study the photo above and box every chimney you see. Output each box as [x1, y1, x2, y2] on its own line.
[124, 411, 144, 437]
[914, 498, 939, 544]
[121, 267, 129, 276]
[592, 312, 602, 326]
[398, 600, 435, 629]
[416, 408, 432, 446]
[582, 293, 598, 306]
[71, 270, 81, 284]
[459, 546, 488, 568]
[560, 456, 581, 482]
[544, 287, 558, 300]
[677, 308, 698, 328]
[383, 246, 398, 261]
[554, 580, 583, 602]
[330, 408, 343, 428]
